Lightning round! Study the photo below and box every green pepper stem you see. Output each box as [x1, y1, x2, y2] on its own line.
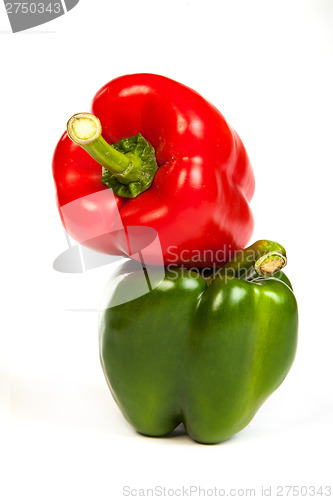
[67, 113, 139, 176]
[254, 250, 287, 277]
[219, 240, 287, 280]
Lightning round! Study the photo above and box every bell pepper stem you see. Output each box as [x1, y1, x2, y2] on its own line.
[66, 112, 159, 198]
[67, 113, 137, 174]
[219, 240, 287, 280]
[254, 250, 287, 277]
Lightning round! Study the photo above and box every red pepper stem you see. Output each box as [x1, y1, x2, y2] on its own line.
[67, 113, 135, 174]
[66, 113, 159, 198]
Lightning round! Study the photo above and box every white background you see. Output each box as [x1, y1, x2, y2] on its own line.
[1, 1, 333, 499]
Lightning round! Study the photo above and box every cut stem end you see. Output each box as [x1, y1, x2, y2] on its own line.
[255, 251, 287, 277]
[67, 113, 102, 146]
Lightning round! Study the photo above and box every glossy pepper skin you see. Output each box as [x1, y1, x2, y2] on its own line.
[53, 73, 255, 267]
[99, 242, 298, 444]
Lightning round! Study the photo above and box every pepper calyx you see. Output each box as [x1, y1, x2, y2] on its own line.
[67, 113, 158, 199]
[102, 134, 158, 198]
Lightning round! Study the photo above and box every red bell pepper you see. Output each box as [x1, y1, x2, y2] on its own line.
[52, 73, 255, 267]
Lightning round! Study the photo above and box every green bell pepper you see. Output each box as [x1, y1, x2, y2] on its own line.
[99, 241, 298, 444]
